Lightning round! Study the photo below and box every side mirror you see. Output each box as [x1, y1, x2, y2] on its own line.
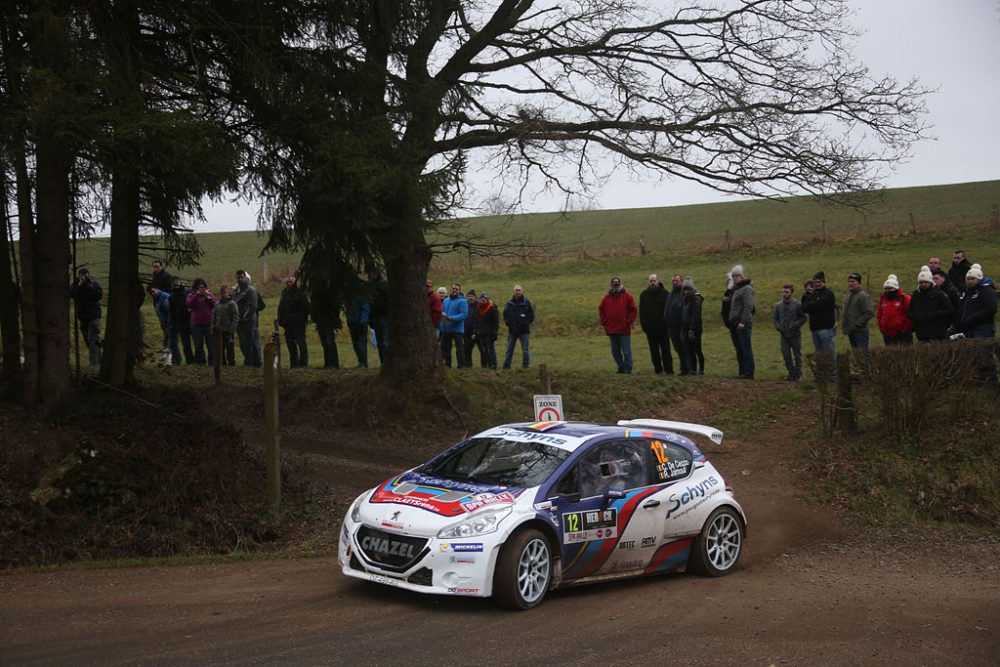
[602, 488, 626, 508]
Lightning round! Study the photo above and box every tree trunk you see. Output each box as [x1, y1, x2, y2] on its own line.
[0, 180, 22, 400]
[98, 170, 140, 386]
[32, 139, 73, 405]
[379, 231, 443, 387]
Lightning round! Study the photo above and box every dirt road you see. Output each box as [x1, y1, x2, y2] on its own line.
[2, 383, 999, 666]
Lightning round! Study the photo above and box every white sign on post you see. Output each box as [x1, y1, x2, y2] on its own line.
[533, 394, 564, 422]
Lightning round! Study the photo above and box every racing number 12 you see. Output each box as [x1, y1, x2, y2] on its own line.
[566, 513, 580, 532]
[651, 440, 668, 464]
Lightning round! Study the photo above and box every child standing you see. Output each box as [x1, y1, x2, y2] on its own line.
[212, 284, 240, 366]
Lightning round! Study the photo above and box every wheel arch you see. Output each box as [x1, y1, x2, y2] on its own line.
[487, 516, 561, 595]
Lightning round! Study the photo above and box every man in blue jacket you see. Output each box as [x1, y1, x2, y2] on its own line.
[440, 283, 469, 368]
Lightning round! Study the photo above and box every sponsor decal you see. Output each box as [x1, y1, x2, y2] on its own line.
[439, 542, 485, 553]
[340, 526, 350, 546]
[361, 535, 417, 559]
[461, 491, 515, 513]
[656, 458, 690, 481]
[495, 428, 569, 447]
[606, 558, 646, 573]
[403, 473, 487, 494]
[449, 555, 476, 564]
[665, 475, 721, 519]
[562, 508, 618, 544]
[447, 587, 480, 594]
[368, 574, 402, 587]
[618, 540, 636, 550]
[534, 501, 553, 511]
[641, 536, 657, 548]
[381, 510, 404, 530]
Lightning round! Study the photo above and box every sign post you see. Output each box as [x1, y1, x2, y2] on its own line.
[533, 394, 564, 422]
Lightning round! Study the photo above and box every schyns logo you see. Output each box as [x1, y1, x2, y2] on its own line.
[665, 476, 720, 519]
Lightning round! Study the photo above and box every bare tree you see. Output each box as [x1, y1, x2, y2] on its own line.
[310, 0, 926, 385]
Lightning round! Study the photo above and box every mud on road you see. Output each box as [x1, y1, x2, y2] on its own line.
[2, 380, 998, 666]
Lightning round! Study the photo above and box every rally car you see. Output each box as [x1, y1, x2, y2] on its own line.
[339, 419, 746, 609]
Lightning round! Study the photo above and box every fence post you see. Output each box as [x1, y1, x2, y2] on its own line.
[539, 363, 552, 395]
[834, 352, 856, 434]
[263, 333, 281, 512]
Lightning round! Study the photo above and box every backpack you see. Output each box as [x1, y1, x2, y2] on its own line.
[257, 293, 266, 312]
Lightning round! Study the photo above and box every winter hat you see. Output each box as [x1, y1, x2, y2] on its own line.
[480, 292, 489, 299]
[682, 276, 695, 290]
[883, 274, 899, 290]
[730, 265, 745, 277]
[466, 289, 476, 297]
[967, 263, 984, 281]
[848, 272, 862, 283]
[813, 271, 826, 282]
[610, 277, 622, 286]
[917, 265, 933, 283]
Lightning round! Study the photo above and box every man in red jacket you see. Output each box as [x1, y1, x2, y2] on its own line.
[599, 277, 638, 373]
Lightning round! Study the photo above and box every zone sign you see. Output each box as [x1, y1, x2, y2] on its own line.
[533, 394, 564, 421]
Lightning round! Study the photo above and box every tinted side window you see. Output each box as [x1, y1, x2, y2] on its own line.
[648, 438, 694, 482]
[577, 440, 649, 498]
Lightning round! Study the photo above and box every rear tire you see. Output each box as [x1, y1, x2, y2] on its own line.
[689, 506, 744, 576]
[493, 529, 552, 610]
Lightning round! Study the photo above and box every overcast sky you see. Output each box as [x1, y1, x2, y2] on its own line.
[201, 0, 1000, 232]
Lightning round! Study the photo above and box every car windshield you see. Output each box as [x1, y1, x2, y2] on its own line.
[418, 437, 570, 488]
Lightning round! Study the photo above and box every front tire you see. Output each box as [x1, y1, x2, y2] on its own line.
[493, 529, 552, 610]
[689, 506, 744, 576]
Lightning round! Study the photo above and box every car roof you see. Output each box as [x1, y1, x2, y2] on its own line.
[476, 420, 711, 454]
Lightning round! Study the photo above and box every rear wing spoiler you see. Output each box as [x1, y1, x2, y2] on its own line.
[616, 419, 724, 445]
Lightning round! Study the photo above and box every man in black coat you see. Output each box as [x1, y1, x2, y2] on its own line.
[277, 276, 311, 367]
[639, 274, 672, 374]
[70, 268, 103, 365]
[168, 277, 194, 364]
[907, 266, 954, 341]
[947, 249, 972, 295]
[662, 274, 688, 374]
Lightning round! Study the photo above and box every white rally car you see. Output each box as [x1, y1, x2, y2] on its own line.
[339, 419, 746, 609]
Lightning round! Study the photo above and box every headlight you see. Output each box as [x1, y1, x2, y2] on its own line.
[437, 506, 512, 539]
[349, 492, 367, 523]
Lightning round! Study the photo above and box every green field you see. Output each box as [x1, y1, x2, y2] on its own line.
[69, 180, 1000, 381]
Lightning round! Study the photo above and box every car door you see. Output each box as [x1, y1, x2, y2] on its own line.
[549, 439, 666, 581]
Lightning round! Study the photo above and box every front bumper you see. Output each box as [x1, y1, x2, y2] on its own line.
[338, 521, 501, 598]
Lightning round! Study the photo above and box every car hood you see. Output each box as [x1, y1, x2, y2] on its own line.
[360, 471, 527, 534]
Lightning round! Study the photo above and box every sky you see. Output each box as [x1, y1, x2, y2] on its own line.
[200, 0, 1000, 232]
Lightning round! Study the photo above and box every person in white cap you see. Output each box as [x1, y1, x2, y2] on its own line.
[956, 264, 997, 340]
[876, 274, 913, 345]
[906, 266, 954, 342]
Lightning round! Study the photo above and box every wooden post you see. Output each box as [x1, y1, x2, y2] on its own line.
[835, 352, 856, 435]
[724, 229, 730, 250]
[213, 328, 223, 385]
[539, 363, 552, 394]
[263, 336, 281, 511]
[821, 220, 828, 245]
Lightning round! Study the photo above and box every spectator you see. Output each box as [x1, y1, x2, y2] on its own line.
[366, 263, 389, 362]
[773, 283, 807, 381]
[426, 279, 442, 332]
[232, 269, 261, 367]
[185, 278, 216, 365]
[721, 272, 738, 376]
[463, 289, 480, 367]
[277, 276, 310, 368]
[502, 284, 534, 369]
[662, 274, 689, 375]
[346, 296, 370, 368]
[680, 276, 704, 375]
[927, 257, 942, 273]
[440, 283, 468, 368]
[639, 274, 672, 374]
[599, 277, 637, 374]
[168, 277, 194, 364]
[956, 264, 997, 339]
[70, 268, 102, 365]
[843, 272, 875, 351]
[148, 260, 173, 348]
[957, 264, 998, 383]
[876, 275, 913, 345]
[932, 268, 961, 317]
[948, 249, 972, 294]
[212, 284, 239, 366]
[477, 292, 500, 369]
[802, 270, 838, 379]
[311, 281, 342, 369]
[727, 265, 755, 379]
[148, 287, 172, 355]
[907, 266, 954, 342]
